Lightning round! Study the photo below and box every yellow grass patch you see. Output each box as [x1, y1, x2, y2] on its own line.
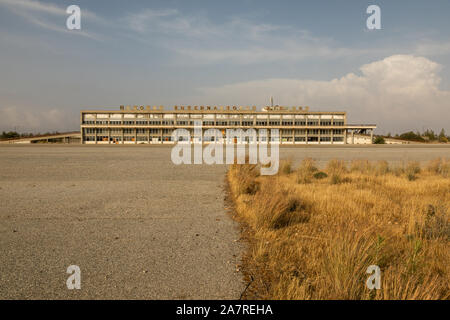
[227, 158, 450, 300]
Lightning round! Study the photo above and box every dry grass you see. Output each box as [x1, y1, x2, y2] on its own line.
[227, 158, 450, 300]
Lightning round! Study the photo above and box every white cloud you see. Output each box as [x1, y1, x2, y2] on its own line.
[0, 106, 77, 133]
[122, 9, 373, 65]
[191, 55, 450, 133]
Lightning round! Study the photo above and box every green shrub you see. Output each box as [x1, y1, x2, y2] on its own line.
[374, 136, 386, 144]
[313, 171, 328, 179]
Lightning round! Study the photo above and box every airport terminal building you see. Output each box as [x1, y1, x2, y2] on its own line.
[80, 105, 376, 145]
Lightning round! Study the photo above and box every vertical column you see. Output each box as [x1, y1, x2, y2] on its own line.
[351, 130, 355, 144]
[108, 128, 111, 144]
[80, 112, 84, 145]
[331, 129, 334, 145]
[135, 128, 137, 144]
[94, 114, 98, 144]
[370, 129, 374, 144]
[344, 129, 347, 144]
[305, 129, 308, 145]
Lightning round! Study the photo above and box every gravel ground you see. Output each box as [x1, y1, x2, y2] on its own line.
[0, 145, 243, 299]
[0, 144, 449, 299]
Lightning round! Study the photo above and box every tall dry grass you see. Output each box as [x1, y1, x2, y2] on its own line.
[227, 158, 450, 300]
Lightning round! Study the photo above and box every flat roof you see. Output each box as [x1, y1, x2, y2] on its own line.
[81, 109, 347, 115]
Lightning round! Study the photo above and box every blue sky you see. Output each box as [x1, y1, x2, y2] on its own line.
[1, 0, 449, 133]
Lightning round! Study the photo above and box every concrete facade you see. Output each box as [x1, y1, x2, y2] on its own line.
[80, 105, 376, 145]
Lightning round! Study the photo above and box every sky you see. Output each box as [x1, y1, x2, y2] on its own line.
[0, 0, 449, 134]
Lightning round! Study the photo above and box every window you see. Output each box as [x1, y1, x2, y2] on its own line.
[308, 120, 319, 126]
[333, 136, 344, 142]
[320, 121, 331, 126]
[295, 136, 306, 142]
[334, 121, 344, 126]
[242, 121, 253, 126]
[269, 120, 279, 126]
[295, 121, 306, 126]
[320, 136, 331, 142]
[256, 121, 267, 126]
[282, 121, 293, 126]
[124, 129, 134, 134]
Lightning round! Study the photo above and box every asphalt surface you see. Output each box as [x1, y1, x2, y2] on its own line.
[0, 144, 449, 299]
[0, 145, 243, 299]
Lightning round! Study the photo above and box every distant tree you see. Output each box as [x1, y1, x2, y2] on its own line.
[0, 131, 20, 139]
[373, 136, 386, 144]
[423, 129, 437, 141]
[399, 131, 425, 142]
[386, 132, 392, 138]
[438, 129, 448, 143]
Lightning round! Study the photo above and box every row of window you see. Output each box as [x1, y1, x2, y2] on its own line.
[84, 136, 345, 143]
[83, 120, 345, 126]
[85, 128, 345, 135]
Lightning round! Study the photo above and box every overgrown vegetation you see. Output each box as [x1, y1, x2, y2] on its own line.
[387, 128, 450, 143]
[227, 158, 449, 300]
[0, 131, 62, 140]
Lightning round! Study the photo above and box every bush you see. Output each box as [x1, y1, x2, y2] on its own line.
[373, 136, 386, 144]
[313, 171, 328, 179]
[253, 185, 309, 229]
[279, 159, 292, 175]
[296, 158, 317, 184]
[228, 162, 259, 196]
[399, 131, 425, 142]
